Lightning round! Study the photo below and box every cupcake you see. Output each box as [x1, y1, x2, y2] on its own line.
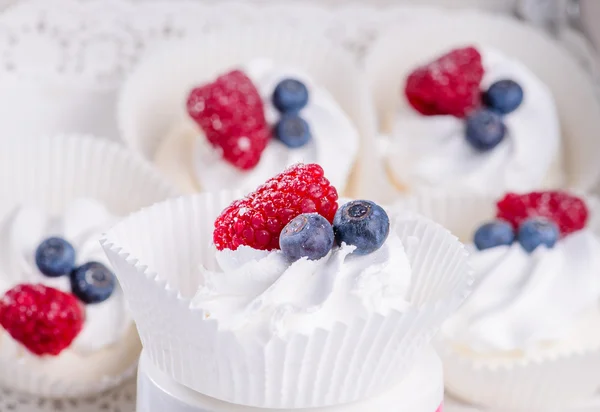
[0, 134, 176, 398]
[365, 11, 600, 203]
[102, 163, 471, 409]
[403, 190, 600, 409]
[118, 27, 375, 197]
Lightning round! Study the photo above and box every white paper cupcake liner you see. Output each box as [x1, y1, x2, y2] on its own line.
[0, 326, 140, 399]
[117, 25, 377, 197]
[439, 343, 600, 410]
[137, 345, 444, 412]
[101, 192, 472, 409]
[0, 134, 178, 398]
[364, 11, 600, 202]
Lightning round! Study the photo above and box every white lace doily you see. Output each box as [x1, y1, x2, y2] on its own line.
[0, 0, 598, 411]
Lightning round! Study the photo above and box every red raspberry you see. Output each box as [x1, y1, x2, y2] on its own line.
[405, 46, 484, 118]
[0, 284, 84, 356]
[187, 70, 271, 170]
[496, 191, 589, 236]
[214, 163, 339, 251]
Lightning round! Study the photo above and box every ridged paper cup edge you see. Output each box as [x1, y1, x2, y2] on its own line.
[439, 341, 600, 410]
[0, 334, 140, 398]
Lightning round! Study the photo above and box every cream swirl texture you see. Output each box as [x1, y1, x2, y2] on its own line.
[386, 48, 561, 193]
[189, 59, 359, 192]
[443, 229, 600, 352]
[192, 230, 411, 338]
[0, 198, 131, 356]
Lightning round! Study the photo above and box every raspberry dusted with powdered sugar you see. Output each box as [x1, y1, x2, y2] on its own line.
[405, 46, 484, 118]
[187, 70, 271, 170]
[213, 163, 339, 251]
[0, 284, 84, 356]
[496, 191, 588, 236]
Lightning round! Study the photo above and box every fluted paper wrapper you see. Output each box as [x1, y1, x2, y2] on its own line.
[364, 11, 600, 202]
[393, 189, 496, 242]
[0, 134, 177, 398]
[440, 344, 600, 410]
[117, 25, 376, 197]
[101, 192, 472, 408]
[0, 328, 140, 399]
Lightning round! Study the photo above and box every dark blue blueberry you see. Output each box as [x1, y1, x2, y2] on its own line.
[483, 79, 524, 115]
[272, 78, 309, 113]
[517, 217, 559, 253]
[473, 220, 515, 251]
[35, 237, 76, 277]
[333, 200, 390, 255]
[465, 109, 507, 152]
[279, 213, 334, 261]
[70, 262, 116, 304]
[274, 115, 312, 148]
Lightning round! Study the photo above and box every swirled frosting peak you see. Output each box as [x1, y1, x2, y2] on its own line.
[193, 230, 412, 338]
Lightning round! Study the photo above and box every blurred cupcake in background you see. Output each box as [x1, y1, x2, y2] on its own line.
[399, 188, 600, 409]
[0, 134, 176, 398]
[118, 26, 376, 197]
[381, 45, 562, 195]
[365, 11, 600, 204]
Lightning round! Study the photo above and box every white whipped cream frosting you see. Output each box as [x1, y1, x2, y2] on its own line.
[188, 59, 359, 192]
[0, 199, 131, 357]
[443, 229, 600, 353]
[387, 48, 561, 193]
[192, 228, 411, 338]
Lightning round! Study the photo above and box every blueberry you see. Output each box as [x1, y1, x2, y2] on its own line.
[70, 262, 116, 304]
[333, 200, 390, 255]
[465, 109, 507, 152]
[272, 78, 309, 113]
[274, 115, 312, 148]
[279, 213, 334, 261]
[484, 79, 524, 115]
[35, 237, 76, 277]
[473, 220, 515, 251]
[517, 217, 559, 253]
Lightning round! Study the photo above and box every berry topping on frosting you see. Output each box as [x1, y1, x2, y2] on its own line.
[473, 220, 515, 251]
[483, 79, 524, 115]
[280, 213, 334, 261]
[465, 109, 506, 152]
[274, 114, 312, 148]
[405, 46, 484, 118]
[333, 200, 390, 255]
[0, 284, 84, 356]
[496, 191, 588, 236]
[213, 163, 338, 251]
[273, 78, 309, 113]
[187, 70, 271, 170]
[517, 217, 559, 253]
[70, 262, 116, 304]
[35, 237, 76, 278]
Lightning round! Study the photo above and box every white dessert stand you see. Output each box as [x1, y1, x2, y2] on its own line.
[136, 347, 444, 412]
